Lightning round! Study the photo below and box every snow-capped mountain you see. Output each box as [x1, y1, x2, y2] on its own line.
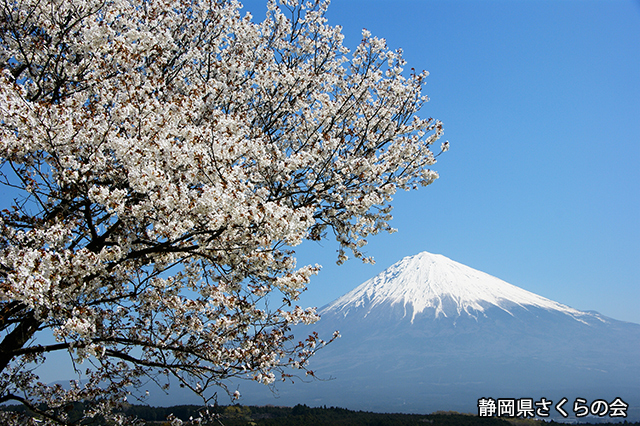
[323, 251, 592, 323]
[235, 251, 640, 419]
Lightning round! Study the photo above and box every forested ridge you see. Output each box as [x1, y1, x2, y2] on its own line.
[2, 403, 637, 425]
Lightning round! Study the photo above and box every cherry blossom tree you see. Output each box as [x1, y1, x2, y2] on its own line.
[0, 0, 446, 423]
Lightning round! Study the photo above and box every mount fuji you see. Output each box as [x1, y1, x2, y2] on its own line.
[234, 251, 640, 419]
[323, 251, 596, 324]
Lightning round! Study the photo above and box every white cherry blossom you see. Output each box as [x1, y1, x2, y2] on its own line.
[0, 0, 445, 423]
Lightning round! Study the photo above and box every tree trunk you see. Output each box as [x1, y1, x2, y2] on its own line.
[0, 312, 42, 373]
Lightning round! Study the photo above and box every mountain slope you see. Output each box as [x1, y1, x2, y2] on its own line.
[236, 251, 640, 419]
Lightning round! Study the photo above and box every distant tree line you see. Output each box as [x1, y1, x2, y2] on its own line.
[2, 403, 638, 426]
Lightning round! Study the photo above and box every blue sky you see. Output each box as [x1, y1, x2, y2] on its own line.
[2, 0, 637, 390]
[2, 1, 637, 327]
[241, 0, 640, 324]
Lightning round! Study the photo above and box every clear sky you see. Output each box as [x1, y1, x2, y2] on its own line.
[241, 0, 640, 324]
[2, 0, 637, 390]
[2, 1, 637, 327]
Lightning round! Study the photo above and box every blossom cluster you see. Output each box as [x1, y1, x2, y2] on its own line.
[0, 0, 444, 423]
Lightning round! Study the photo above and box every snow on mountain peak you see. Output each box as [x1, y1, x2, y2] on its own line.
[322, 251, 586, 323]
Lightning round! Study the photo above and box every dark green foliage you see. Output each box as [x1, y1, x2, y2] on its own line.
[2, 403, 638, 425]
[195, 404, 514, 426]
